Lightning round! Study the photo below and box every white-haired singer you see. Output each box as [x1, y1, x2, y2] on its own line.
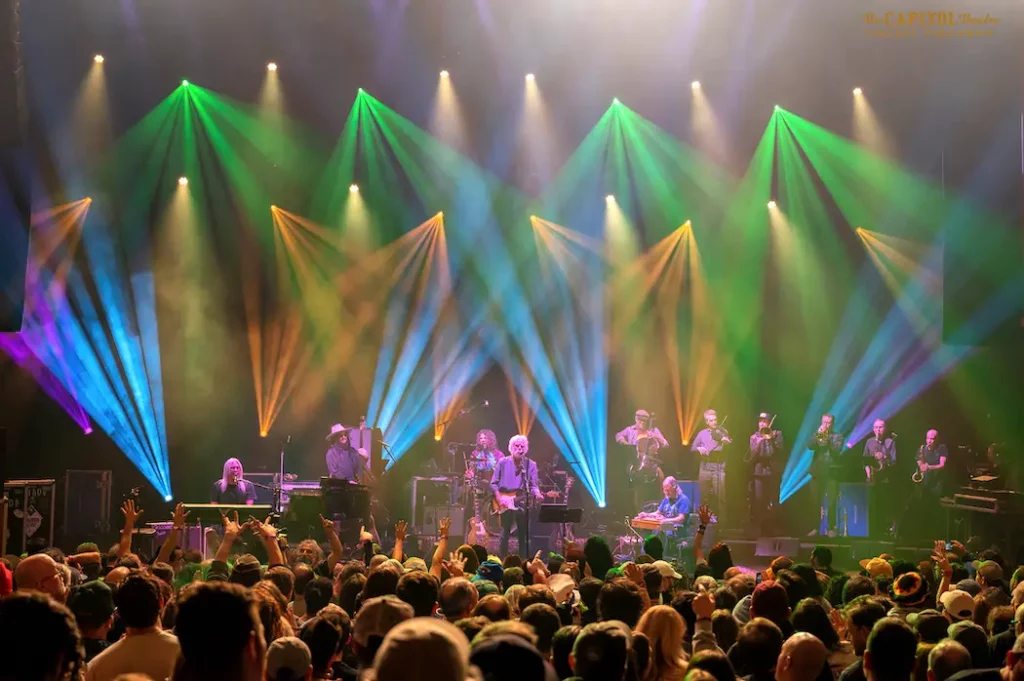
[490, 434, 543, 557]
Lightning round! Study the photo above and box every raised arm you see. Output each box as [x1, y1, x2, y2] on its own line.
[248, 515, 285, 566]
[155, 503, 189, 565]
[117, 499, 143, 557]
[694, 504, 712, 565]
[430, 517, 452, 579]
[215, 511, 244, 563]
[319, 515, 344, 573]
[392, 520, 408, 561]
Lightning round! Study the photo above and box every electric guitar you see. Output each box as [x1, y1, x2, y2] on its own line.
[494, 488, 562, 513]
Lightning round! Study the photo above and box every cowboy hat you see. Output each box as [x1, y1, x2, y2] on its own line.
[325, 423, 351, 442]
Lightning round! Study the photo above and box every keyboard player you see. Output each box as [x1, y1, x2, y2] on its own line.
[211, 458, 256, 505]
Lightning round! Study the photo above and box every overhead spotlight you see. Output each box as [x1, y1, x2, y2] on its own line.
[93, 55, 104, 64]
[357, 87, 364, 93]
[605, 194, 614, 202]
[270, 204, 277, 211]
[267, 62, 278, 72]
[598, 502, 607, 508]
[439, 70, 449, 79]
[853, 87, 863, 96]
[164, 494, 173, 502]
[682, 440, 690, 446]
[349, 184, 359, 193]
[612, 97, 620, 104]
[774, 104, 780, 111]
[260, 431, 268, 438]
[691, 80, 700, 89]
[434, 434, 442, 442]
[182, 80, 190, 87]
[525, 73, 535, 82]
[767, 200, 776, 209]
[83, 426, 93, 435]
[178, 177, 189, 186]
[437, 211, 444, 218]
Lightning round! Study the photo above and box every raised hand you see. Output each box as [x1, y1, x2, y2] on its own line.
[249, 515, 278, 540]
[359, 525, 374, 543]
[320, 514, 336, 533]
[931, 540, 950, 573]
[623, 561, 644, 586]
[693, 589, 715, 619]
[829, 607, 848, 638]
[121, 499, 143, 526]
[395, 520, 408, 542]
[697, 504, 713, 526]
[443, 551, 467, 577]
[222, 510, 243, 536]
[526, 550, 545, 575]
[439, 517, 452, 539]
[949, 540, 967, 559]
[172, 502, 189, 529]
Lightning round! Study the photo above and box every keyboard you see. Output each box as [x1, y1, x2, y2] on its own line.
[183, 503, 273, 518]
[631, 517, 674, 532]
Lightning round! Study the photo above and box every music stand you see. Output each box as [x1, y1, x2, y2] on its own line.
[539, 505, 582, 554]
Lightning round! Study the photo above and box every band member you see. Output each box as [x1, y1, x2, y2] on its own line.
[691, 409, 732, 511]
[748, 412, 783, 530]
[904, 429, 948, 539]
[634, 476, 691, 555]
[325, 423, 370, 482]
[491, 434, 544, 557]
[617, 409, 669, 507]
[466, 429, 504, 480]
[211, 458, 256, 505]
[808, 413, 845, 536]
[862, 419, 896, 483]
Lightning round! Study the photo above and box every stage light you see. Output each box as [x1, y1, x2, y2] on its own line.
[182, 80, 190, 87]
[267, 62, 277, 72]
[605, 194, 614, 202]
[164, 494, 173, 502]
[178, 177, 188, 186]
[774, 104, 780, 111]
[260, 431, 268, 438]
[525, 73, 535, 82]
[613, 97, 620, 104]
[434, 434, 442, 441]
[440, 70, 449, 79]
[767, 200, 776, 208]
[598, 501, 606, 508]
[270, 204, 277, 211]
[84, 426, 93, 435]
[682, 440, 690, 446]
[93, 55, 104, 64]
[349, 184, 359, 193]
[691, 80, 700, 89]
[853, 87, 863, 96]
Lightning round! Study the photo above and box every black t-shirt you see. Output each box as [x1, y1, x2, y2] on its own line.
[211, 480, 256, 505]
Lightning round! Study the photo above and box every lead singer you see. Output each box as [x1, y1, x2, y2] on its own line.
[491, 434, 543, 557]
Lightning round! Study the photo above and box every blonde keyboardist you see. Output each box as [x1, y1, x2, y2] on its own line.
[636, 476, 691, 526]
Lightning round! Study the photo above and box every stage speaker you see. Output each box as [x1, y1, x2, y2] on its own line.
[0, 1, 29, 332]
[423, 506, 464, 538]
[755, 537, 800, 558]
[283, 494, 324, 543]
[63, 470, 112, 548]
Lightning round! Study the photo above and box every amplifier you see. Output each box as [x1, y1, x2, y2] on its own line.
[421, 506, 465, 538]
[63, 470, 112, 548]
[138, 522, 205, 557]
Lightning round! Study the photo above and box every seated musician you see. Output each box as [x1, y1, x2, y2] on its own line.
[637, 476, 691, 526]
[325, 423, 369, 482]
[211, 457, 256, 505]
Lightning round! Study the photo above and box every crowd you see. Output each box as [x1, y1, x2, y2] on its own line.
[2, 500, 1024, 681]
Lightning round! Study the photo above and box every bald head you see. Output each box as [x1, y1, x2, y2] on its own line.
[14, 554, 66, 602]
[776, 632, 828, 681]
[927, 640, 971, 681]
[104, 566, 130, 588]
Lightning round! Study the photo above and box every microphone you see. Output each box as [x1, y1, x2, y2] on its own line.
[378, 440, 392, 448]
[890, 432, 898, 439]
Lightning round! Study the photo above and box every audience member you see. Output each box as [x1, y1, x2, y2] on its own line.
[0, 592, 83, 681]
[474, 594, 513, 621]
[686, 650, 736, 681]
[265, 637, 312, 681]
[369, 618, 470, 681]
[791, 598, 856, 674]
[947, 621, 990, 669]
[863, 618, 917, 681]
[570, 621, 631, 681]
[635, 605, 688, 681]
[66, 580, 116, 662]
[521, 603, 562, 657]
[454, 615, 491, 643]
[440, 577, 479, 622]
[727, 617, 783, 681]
[775, 633, 828, 681]
[552, 626, 582, 680]
[395, 570, 439, 617]
[598, 579, 645, 628]
[351, 596, 413, 672]
[927, 641, 971, 681]
[14, 553, 67, 602]
[173, 582, 267, 681]
[712, 609, 739, 653]
[86, 572, 180, 681]
[300, 617, 343, 681]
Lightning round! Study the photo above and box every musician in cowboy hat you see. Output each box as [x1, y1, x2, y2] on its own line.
[325, 423, 370, 481]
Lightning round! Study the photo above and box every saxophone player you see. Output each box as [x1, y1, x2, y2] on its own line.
[862, 419, 896, 483]
[748, 412, 783, 532]
[807, 413, 845, 537]
[862, 418, 896, 538]
[902, 429, 948, 540]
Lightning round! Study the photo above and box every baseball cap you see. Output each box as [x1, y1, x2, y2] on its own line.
[973, 560, 1004, 583]
[370, 618, 470, 681]
[907, 609, 949, 643]
[352, 595, 414, 646]
[229, 554, 263, 587]
[758, 413, 772, 421]
[67, 580, 116, 622]
[478, 560, 504, 585]
[266, 636, 311, 681]
[652, 560, 682, 580]
[403, 557, 428, 573]
[859, 557, 894, 579]
[939, 589, 976, 622]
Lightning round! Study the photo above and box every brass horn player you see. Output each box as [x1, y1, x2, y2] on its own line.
[863, 418, 896, 483]
[913, 429, 947, 485]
